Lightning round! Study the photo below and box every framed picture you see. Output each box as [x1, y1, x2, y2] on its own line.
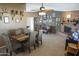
[15, 18, 20, 23]
[4, 16, 9, 24]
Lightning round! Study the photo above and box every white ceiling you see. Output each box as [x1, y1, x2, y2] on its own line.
[26, 3, 79, 12]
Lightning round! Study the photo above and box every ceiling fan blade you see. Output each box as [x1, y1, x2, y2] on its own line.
[45, 8, 54, 11]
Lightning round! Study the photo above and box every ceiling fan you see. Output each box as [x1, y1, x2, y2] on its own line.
[38, 3, 54, 15]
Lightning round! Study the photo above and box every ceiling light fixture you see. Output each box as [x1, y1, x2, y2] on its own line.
[40, 3, 45, 11]
[66, 14, 71, 19]
[39, 11, 46, 15]
[39, 3, 46, 16]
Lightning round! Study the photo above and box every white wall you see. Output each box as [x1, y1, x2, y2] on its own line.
[0, 13, 26, 34]
[0, 4, 26, 34]
[26, 17, 34, 32]
[0, 4, 40, 34]
[25, 12, 38, 32]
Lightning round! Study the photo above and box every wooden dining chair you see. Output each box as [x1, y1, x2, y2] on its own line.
[8, 29, 23, 53]
[0, 36, 9, 56]
[1, 33, 21, 56]
[24, 31, 38, 53]
[35, 30, 43, 47]
[0, 34, 13, 56]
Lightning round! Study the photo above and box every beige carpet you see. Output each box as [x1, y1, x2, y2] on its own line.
[17, 32, 67, 56]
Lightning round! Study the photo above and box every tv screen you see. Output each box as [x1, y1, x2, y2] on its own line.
[72, 32, 79, 41]
[77, 29, 79, 33]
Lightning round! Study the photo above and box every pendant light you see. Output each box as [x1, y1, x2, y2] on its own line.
[40, 3, 45, 11]
[39, 3, 46, 16]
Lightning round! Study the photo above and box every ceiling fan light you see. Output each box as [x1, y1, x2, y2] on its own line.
[39, 11, 46, 15]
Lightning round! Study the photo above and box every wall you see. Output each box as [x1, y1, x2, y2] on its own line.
[26, 17, 34, 32]
[0, 3, 26, 10]
[0, 14, 26, 34]
[0, 3, 26, 34]
[25, 12, 38, 17]
[25, 12, 38, 32]
[62, 11, 79, 20]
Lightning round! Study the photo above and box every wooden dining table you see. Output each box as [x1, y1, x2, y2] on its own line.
[11, 34, 30, 52]
[11, 34, 29, 42]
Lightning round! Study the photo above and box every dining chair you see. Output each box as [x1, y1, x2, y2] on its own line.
[1, 33, 21, 56]
[24, 31, 38, 53]
[0, 34, 13, 56]
[8, 29, 23, 53]
[0, 35, 10, 56]
[35, 30, 43, 47]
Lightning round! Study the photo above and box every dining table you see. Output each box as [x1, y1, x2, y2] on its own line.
[11, 34, 29, 42]
[11, 34, 30, 52]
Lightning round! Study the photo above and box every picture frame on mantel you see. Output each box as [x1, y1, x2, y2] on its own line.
[4, 16, 10, 24]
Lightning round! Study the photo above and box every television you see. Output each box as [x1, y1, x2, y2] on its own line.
[77, 29, 79, 33]
[72, 31, 79, 41]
